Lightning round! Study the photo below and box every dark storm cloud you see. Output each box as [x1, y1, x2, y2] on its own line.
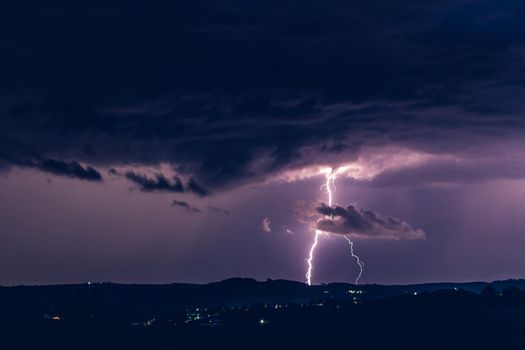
[6, 156, 102, 181]
[171, 200, 201, 213]
[124, 171, 211, 196]
[37, 159, 102, 181]
[187, 177, 210, 197]
[316, 204, 425, 240]
[125, 172, 184, 193]
[2, 0, 525, 191]
[0, 140, 102, 181]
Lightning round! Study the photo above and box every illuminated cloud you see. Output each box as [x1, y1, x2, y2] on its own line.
[261, 218, 272, 233]
[269, 147, 455, 185]
[282, 226, 295, 234]
[316, 204, 425, 240]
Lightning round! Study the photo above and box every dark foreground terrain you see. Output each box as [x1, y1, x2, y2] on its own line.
[3, 278, 525, 349]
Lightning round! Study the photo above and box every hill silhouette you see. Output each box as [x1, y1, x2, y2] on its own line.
[3, 278, 525, 349]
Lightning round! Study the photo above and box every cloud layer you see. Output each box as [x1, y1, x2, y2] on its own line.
[2, 0, 525, 193]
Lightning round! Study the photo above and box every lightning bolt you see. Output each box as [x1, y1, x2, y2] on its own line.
[305, 169, 334, 286]
[305, 166, 364, 286]
[344, 235, 364, 285]
[306, 230, 320, 286]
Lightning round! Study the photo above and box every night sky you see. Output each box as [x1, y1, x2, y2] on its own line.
[2, 0, 525, 286]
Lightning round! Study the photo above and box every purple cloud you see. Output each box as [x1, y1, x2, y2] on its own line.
[261, 218, 272, 233]
[316, 204, 425, 240]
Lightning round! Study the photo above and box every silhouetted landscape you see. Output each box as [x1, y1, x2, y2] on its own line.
[3, 278, 525, 349]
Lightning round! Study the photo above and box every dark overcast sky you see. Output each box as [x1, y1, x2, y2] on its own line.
[2, 0, 525, 285]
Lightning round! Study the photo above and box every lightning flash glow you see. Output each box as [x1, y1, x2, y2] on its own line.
[305, 166, 364, 286]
